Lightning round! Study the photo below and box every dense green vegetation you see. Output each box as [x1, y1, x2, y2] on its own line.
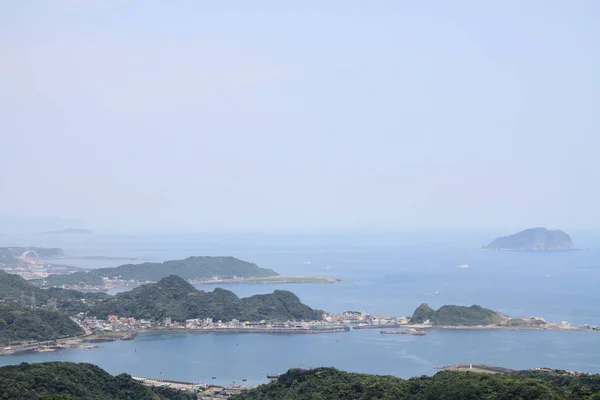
[89, 275, 323, 322]
[0, 362, 196, 400]
[232, 367, 600, 400]
[0, 270, 109, 314]
[0, 304, 83, 345]
[43, 256, 278, 287]
[485, 227, 573, 250]
[410, 303, 504, 326]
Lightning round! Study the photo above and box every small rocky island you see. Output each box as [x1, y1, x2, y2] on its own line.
[410, 304, 506, 326]
[484, 227, 573, 251]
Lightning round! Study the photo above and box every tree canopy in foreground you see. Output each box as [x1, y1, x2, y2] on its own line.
[232, 367, 600, 400]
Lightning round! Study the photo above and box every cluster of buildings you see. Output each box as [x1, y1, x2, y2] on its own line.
[79, 315, 152, 332]
[530, 367, 591, 377]
[324, 311, 410, 326]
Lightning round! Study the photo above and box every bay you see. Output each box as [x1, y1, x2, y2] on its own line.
[2, 232, 600, 383]
[1, 329, 598, 386]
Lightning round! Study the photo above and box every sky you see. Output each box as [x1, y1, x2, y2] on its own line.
[0, 1, 599, 233]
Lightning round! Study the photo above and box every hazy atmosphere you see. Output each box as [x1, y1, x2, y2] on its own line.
[1, 1, 599, 232]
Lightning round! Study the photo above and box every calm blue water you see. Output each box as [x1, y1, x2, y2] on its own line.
[1, 330, 598, 386]
[1, 232, 600, 382]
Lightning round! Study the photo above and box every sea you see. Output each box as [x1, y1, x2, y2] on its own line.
[1, 231, 599, 386]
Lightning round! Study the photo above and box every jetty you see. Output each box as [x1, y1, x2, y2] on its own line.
[380, 328, 427, 336]
[144, 326, 350, 334]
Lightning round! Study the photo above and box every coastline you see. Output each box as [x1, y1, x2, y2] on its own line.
[48, 275, 342, 292]
[3, 321, 596, 357]
[141, 326, 351, 334]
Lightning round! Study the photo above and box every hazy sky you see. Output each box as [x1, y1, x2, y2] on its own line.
[1, 1, 599, 232]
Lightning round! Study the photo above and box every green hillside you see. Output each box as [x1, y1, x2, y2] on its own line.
[0, 362, 196, 400]
[232, 367, 600, 400]
[410, 303, 504, 326]
[89, 275, 323, 322]
[0, 304, 83, 345]
[0, 270, 109, 314]
[43, 256, 278, 287]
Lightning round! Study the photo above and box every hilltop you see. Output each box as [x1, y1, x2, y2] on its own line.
[484, 228, 573, 251]
[0, 304, 83, 345]
[42, 256, 278, 287]
[410, 303, 505, 326]
[89, 275, 323, 322]
[0, 362, 195, 400]
[232, 367, 600, 400]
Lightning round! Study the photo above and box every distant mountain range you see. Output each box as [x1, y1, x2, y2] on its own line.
[484, 227, 573, 251]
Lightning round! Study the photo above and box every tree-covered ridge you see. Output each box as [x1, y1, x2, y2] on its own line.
[232, 367, 600, 400]
[89, 275, 323, 322]
[410, 303, 505, 326]
[485, 227, 573, 250]
[0, 270, 109, 314]
[42, 256, 278, 286]
[0, 362, 196, 400]
[0, 304, 83, 345]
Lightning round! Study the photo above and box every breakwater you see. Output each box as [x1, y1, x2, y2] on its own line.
[143, 326, 350, 334]
[353, 324, 403, 330]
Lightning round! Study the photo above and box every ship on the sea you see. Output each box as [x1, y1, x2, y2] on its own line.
[457, 264, 470, 269]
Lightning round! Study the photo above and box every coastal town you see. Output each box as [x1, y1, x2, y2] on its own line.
[3, 308, 599, 359]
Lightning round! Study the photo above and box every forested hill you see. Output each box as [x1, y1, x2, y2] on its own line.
[89, 275, 323, 322]
[232, 367, 600, 400]
[410, 303, 504, 326]
[0, 362, 196, 400]
[42, 256, 278, 287]
[0, 304, 83, 345]
[0, 270, 109, 314]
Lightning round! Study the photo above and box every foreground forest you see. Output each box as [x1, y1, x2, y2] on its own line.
[232, 367, 600, 400]
[0, 362, 196, 400]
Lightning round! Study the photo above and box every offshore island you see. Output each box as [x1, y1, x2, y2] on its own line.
[484, 227, 573, 251]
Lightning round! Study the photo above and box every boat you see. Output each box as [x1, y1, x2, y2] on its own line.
[303, 261, 312, 265]
[432, 291, 440, 295]
[242, 378, 247, 382]
[457, 264, 470, 269]
[35, 346, 56, 352]
[212, 376, 216, 379]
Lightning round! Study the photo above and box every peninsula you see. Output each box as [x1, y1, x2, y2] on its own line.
[484, 227, 573, 251]
[40, 256, 279, 287]
[36, 256, 339, 290]
[87, 275, 324, 322]
[0, 270, 334, 349]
